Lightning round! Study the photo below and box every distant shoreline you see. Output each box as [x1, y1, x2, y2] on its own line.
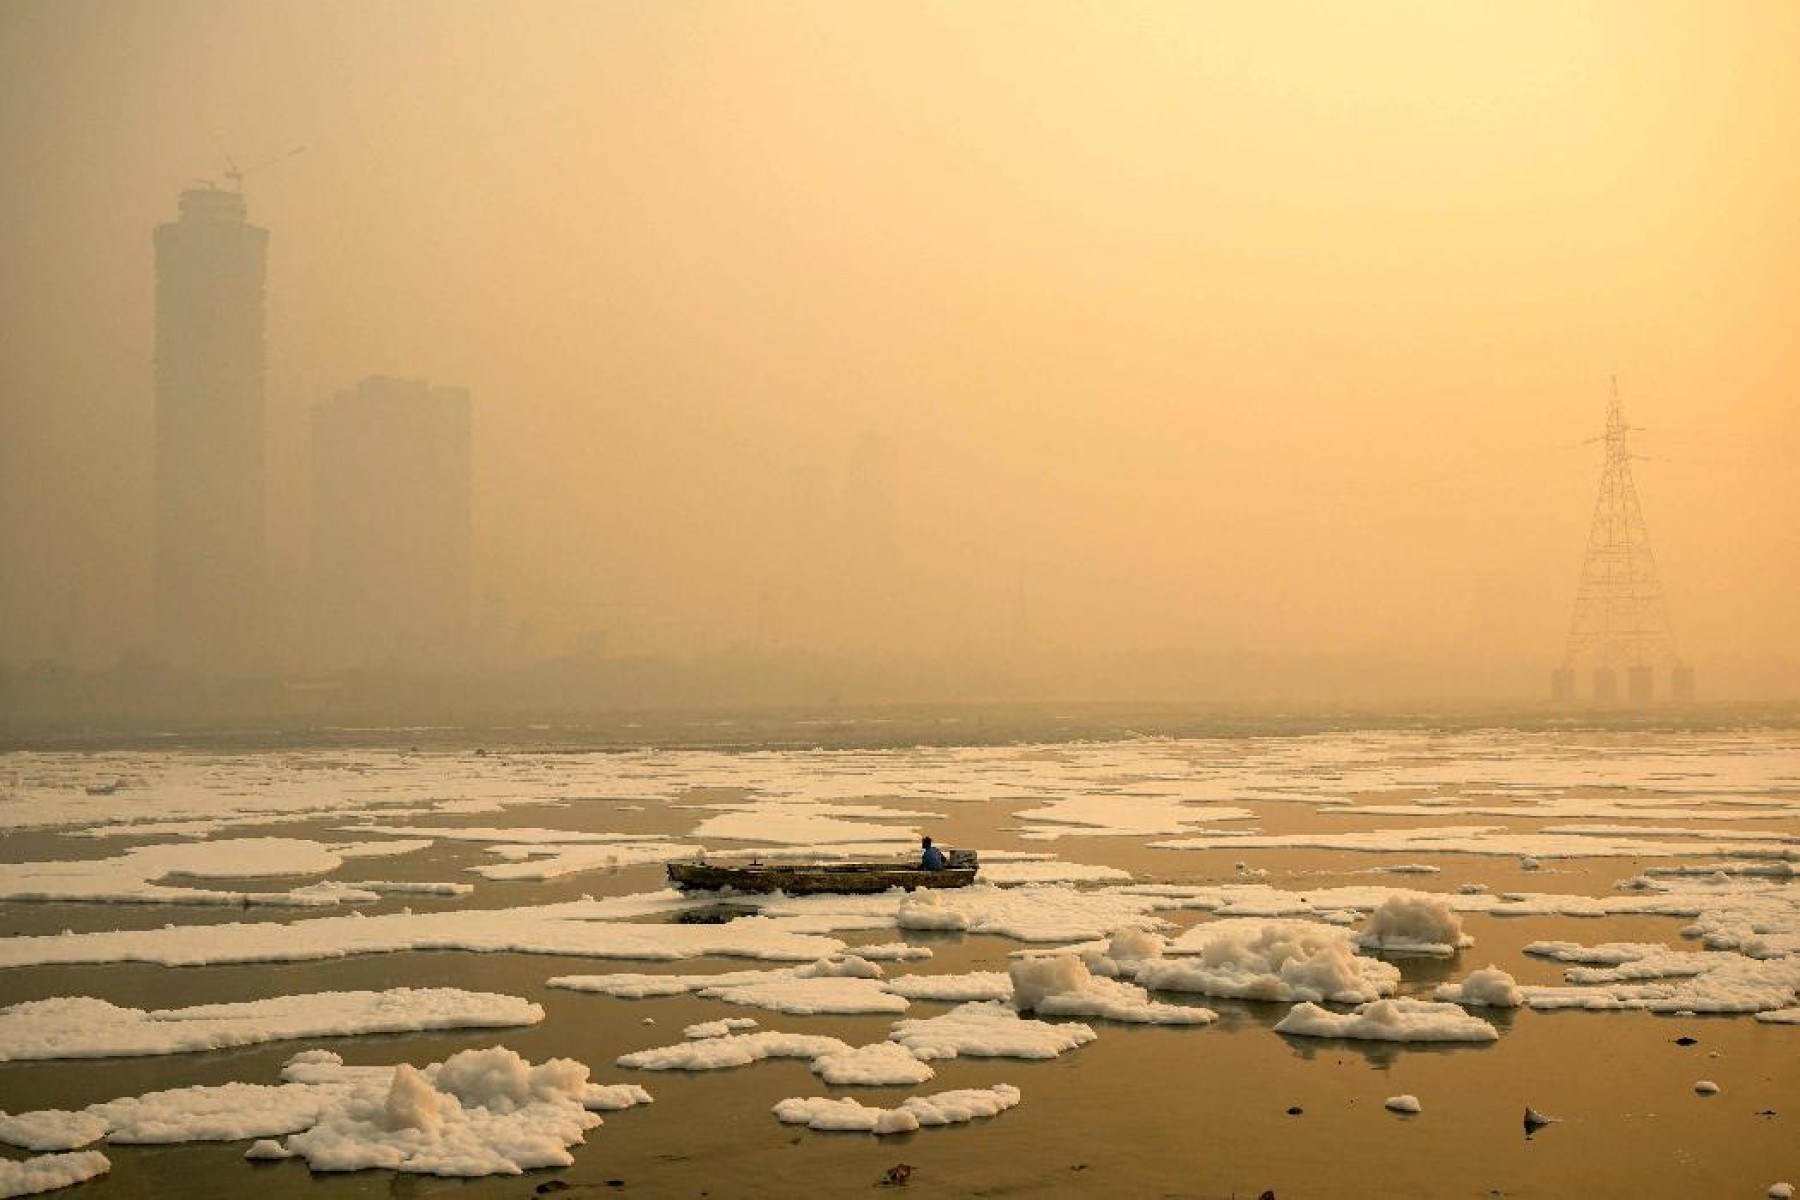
[4, 698, 1797, 754]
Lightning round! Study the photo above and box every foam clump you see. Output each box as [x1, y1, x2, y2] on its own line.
[1274, 998, 1499, 1043]
[897, 891, 971, 932]
[279, 1047, 602, 1175]
[894, 883, 1167, 943]
[805, 954, 884, 979]
[0, 1110, 110, 1153]
[0, 989, 544, 1062]
[1768, 1183, 1794, 1199]
[0, 1150, 110, 1198]
[1008, 955, 1214, 1025]
[700, 973, 907, 1016]
[772, 1085, 1021, 1134]
[2, 1045, 631, 1181]
[1693, 1080, 1719, 1096]
[554, 961, 904, 1016]
[1081, 926, 1166, 977]
[683, 1017, 759, 1040]
[89, 1081, 338, 1143]
[850, 942, 933, 962]
[1384, 1094, 1422, 1114]
[1435, 965, 1523, 1008]
[1143, 920, 1399, 1003]
[883, 971, 1013, 1003]
[1010, 955, 1091, 1013]
[581, 1084, 653, 1111]
[810, 1042, 937, 1087]
[617, 1031, 852, 1072]
[977, 860, 1131, 885]
[1356, 895, 1473, 957]
[889, 1002, 1097, 1060]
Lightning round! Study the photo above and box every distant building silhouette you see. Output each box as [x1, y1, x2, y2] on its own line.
[311, 376, 471, 667]
[153, 186, 268, 669]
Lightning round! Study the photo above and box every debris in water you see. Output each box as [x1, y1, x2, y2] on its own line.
[1693, 1081, 1719, 1096]
[1674, 1036, 1697, 1046]
[1286, 1106, 1303, 1116]
[1523, 1106, 1557, 1135]
[881, 1163, 913, 1186]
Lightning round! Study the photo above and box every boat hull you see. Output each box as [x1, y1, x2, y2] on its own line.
[666, 861, 977, 896]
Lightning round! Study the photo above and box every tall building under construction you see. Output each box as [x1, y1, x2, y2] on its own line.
[153, 186, 269, 669]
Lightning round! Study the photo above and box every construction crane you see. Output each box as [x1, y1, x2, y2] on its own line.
[224, 145, 306, 192]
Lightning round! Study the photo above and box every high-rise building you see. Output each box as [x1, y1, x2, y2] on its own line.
[311, 376, 471, 667]
[153, 185, 269, 669]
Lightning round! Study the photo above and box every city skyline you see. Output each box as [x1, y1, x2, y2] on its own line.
[2, 3, 1796, 706]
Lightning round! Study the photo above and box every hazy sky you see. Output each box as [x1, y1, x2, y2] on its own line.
[2, 1, 1796, 693]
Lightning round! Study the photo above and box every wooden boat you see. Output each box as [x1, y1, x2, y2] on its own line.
[667, 853, 978, 896]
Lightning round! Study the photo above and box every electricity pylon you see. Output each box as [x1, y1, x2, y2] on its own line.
[1553, 378, 1692, 704]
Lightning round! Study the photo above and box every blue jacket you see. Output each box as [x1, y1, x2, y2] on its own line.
[920, 844, 948, 870]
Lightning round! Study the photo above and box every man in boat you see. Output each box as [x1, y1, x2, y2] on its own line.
[919, 836, 948, 871]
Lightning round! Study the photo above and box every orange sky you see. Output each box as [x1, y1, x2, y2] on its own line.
[2, 1, 1796, 696]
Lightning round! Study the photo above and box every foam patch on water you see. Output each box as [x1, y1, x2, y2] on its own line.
[849, 942, 934, 962]
[893, 885, 1172, 942]
[1009, 955, 1215, 1025]
[1143, 919, 1400, 1003]
[1273, 998, 1499, 1043]
[1355, 894, 1473, 957]
[888, 1002, 1098, 1060]
[0, 895, 844, 969]
[1434, 966, 1523, 1008]
[684, 1017, 759, 1039]
[276, 1048, 613, 1175]
[977, 860, 1132, 885]
[616, 1031, 853, 1072]
[1154, 826, 1800, 863]
[0, 1112, 110, 1154]
[473, 841, 700, 880]
[695, 975, 909, 1016]
[0, 838, 369, 907]
[689, 801, 927, 847]
[0, 1150, 110, 1197]
[0, 1046, 648, 1180]
[552, 955, 902, 1014]
[809, 1041, 938, 1086]
[772, 1084, 1020, 1134]
[883, 971, 1014, 1002]
[0, 989, 543, 1062]
[340, 825, 669, 845]
[1009, 792, 1256, 840]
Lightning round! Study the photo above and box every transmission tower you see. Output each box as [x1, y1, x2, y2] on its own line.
[1552, 378, 1692, 704]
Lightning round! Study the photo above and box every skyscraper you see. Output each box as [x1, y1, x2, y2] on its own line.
[153, 185, 269, 669]
[311, 376, 472, 668]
